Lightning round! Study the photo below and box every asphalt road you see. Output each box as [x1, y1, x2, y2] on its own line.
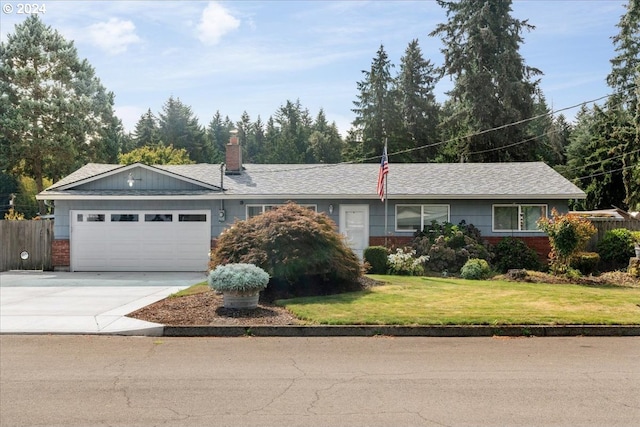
[1, 336, 639, 427]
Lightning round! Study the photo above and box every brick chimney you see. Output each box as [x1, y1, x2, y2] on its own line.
[225, 130, 242, 175]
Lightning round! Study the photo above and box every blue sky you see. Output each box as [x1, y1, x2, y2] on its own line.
[0, 0, 628, 137]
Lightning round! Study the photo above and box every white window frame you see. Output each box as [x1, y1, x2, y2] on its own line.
[395, 204, 450, 232]
[246, 204, 317, 219]
[492, 204, 548, 232]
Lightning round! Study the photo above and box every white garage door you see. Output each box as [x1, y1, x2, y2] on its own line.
[70, 210, 210, 272]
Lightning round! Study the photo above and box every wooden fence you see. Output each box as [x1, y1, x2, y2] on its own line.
[0, 220, 53, 271]
[586, 219, 640, 251]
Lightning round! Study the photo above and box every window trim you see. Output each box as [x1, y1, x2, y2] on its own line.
[492, 204, 548, 232]
[395, 204, 450, 232]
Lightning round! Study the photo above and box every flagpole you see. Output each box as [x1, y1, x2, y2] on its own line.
[384, 137, 388, 247]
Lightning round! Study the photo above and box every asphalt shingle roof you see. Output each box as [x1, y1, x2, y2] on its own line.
[42, 161, 586, 200]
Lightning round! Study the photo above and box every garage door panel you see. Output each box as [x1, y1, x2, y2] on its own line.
[71, 210, 210, 272]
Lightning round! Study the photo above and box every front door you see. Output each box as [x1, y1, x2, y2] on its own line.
[339, 205, 369, 258]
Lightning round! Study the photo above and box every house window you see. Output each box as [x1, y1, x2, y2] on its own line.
[179, 214, 207, 222]
[493, 205, 547, 232]
[396, 205, 450, 232]
[111, 214, 139, 222]
[246, 204, 317, 219]
[145, 214, 173, 222]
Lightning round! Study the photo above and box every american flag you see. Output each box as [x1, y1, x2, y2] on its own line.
[377, 145, 389, 201]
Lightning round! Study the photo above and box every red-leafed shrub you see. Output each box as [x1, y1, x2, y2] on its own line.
[210, 202, 363, 300]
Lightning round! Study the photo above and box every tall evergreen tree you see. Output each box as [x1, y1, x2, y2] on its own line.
[250, 117, 266, 163]
[396, 39, 440, 161]
[350, 45, 402, 162]
[271, 100, 308, 163]
[527, 91, 569, 166]
[132, 109, 160, 149]
[206, 111, 233, 164]
[0, 15, 118, 212]
[566, 105, 627, 210]
[606, 0, 639, 209]
[307, 109, 343, 163]
[431, 0, 542, 162]
[158, 96, 210, 163]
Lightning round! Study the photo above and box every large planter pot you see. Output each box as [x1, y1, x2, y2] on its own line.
[222, 291, 260, 309]
[635, 245, 640, 259]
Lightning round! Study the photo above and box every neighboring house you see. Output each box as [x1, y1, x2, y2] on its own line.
[37, 135, 586, 272]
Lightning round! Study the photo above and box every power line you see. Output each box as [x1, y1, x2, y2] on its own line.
[247, 86, 634, 175]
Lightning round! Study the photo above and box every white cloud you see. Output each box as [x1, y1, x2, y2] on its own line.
[87, 18, 141, 55]
[196, 2, 240, 45]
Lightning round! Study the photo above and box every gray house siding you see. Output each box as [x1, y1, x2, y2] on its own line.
[75, 168, 205, 191]
[52, 197, 569, 241]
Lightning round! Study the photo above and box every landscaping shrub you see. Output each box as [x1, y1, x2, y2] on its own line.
[569, 252, 600, 275]
[413, 220, 491, 274]
[460, 258, 492, 280]
[210, 202, 363, 300]
[387, 248, 428, 276]
[597, 228, 635, 269]
[207, 263, 269, 294]
[537, 209, 596, 274]
[364, 246, 389, 274]
[492, 237, 542, 273]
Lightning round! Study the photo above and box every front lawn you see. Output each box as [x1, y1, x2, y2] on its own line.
[277, 276, 640, 326]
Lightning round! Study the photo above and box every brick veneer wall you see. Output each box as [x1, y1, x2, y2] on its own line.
[52, 239, 70, 271]
[369, 236, 413, 248]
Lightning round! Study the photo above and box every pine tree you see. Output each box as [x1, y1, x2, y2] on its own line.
[606, 0, 639, 209]
[568, 105, 627, 210]
[307, 109, 343, 163]
[396, 39, 440, 162]
[0, 15, 118, 212]
[528, 90, 569, 166]
[132, 109, 160, 149]
[206, 111, 233, 164]
[271, 100, 308, 163]
[351, 45, 402, 162]
[158, 96, 210, 163]
[431, 0, 542, 162]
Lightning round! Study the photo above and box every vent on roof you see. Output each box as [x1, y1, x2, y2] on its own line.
[225, 129, 242, 175]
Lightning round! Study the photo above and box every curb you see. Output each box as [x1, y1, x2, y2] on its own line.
[163, 325, 640, 337]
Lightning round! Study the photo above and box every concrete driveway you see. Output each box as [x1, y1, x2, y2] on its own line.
[0, 271, 206, 336]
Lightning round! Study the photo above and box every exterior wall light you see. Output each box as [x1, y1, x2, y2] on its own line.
[127, 173, 141, 187]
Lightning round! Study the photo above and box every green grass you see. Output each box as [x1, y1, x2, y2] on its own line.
[169, 282, 209, 298]
[277, 276, 640, 326]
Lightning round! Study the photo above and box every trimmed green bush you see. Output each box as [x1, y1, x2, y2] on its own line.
[364, 246, 389, 274]
[210, 202, 363, 299]
[460, 258, 492, 280]
[493, 237, 542, 273]
[570, 252, 600, 275]
[597, 228, 634, 269]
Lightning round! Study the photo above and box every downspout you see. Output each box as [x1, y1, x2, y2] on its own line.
[219, 163, 226, 222]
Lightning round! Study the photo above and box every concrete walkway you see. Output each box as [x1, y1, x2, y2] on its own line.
[0, 271, 205, 336]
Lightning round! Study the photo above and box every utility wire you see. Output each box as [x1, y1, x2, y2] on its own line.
[247, 86, 634, 174]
